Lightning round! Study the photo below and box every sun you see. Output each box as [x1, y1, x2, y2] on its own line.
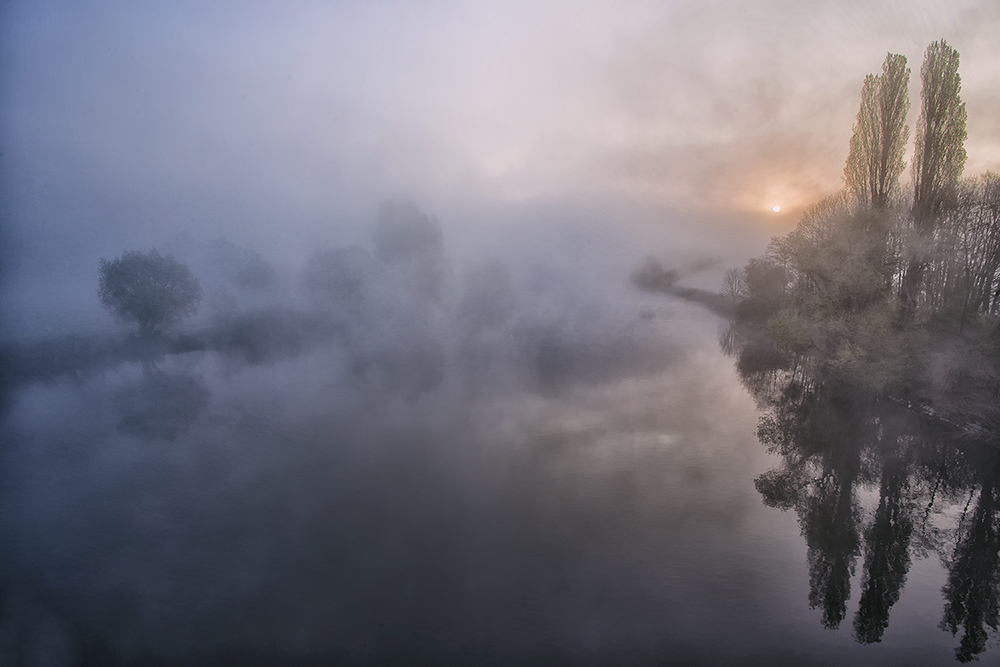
[772, 205, 781, 212]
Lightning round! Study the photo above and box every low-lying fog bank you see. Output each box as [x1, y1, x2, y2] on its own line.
[1, 201, 793, 664]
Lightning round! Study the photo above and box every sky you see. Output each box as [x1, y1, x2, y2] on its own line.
[1, 0, 999, 332]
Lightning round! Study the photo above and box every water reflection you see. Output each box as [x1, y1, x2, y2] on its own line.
[4, 254, 993, 664]
[114, 363, 210, 440]
[855, 429, 913, 645]
[0, 299, 773, 665]
[726, 323, 1000, 662]
[941, 456, 1000, 662]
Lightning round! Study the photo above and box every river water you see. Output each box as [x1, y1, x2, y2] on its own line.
[0, 273, 994, 665]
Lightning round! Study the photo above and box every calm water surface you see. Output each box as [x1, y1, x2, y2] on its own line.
[0, 286, 994, 665]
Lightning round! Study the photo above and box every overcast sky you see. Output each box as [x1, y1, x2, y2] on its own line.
[1, 0, 999, 331]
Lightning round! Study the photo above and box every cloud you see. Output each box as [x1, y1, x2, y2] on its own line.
[5, 0, 998, 221]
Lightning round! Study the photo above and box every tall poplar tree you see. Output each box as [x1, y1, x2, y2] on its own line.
[901, 40, 968, 310]
[912, 40, 967, 230]
[844, 53, 910, 210]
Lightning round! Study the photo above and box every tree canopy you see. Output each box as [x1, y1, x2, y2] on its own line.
[912, 39, 968, 230]
[372, 201, 448, 301]
[98, 250, 202, 337]
[844, 53, 910, 210]
[900, 39, 969, 309]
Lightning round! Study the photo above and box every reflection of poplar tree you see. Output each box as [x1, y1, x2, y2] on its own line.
[803, 464, 862, 629]
[854, 434, 914, 644]
[940, 455, 1000, 663]
[760, 386, 865, 630]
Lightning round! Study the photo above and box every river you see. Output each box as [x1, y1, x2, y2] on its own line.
[2, 268, 992, 665]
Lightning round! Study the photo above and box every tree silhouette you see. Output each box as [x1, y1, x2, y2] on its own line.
[98, 250, 202, 337]
[940, 455, 1000, 663]
[372, 201, 447, 301]
[798, 401, 864, 630]
[803, 471, 861, 629]
[303, 246, 376, 312]
[631, 256, 678, 292]
[752, 381, 866, 630]
[720, 267, 748, 309]
[853, 436, 914, 644]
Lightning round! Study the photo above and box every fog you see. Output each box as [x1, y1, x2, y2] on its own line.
[2, 1, 999, 665]
[0, 202, 779, 661]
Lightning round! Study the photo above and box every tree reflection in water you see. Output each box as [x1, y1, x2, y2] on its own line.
[723, 322, 1000, 662]
[940, 453, 1000, 662]
[114, 362, 210, 441]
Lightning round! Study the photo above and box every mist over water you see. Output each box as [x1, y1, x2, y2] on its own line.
[0, 203, 975, 665]
[0, 207, 756, 659]
[3, 2, 1000, 665]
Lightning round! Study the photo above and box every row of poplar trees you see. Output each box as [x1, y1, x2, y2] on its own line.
[723, 39, 1000, 392]
[842, 39, 999, 321]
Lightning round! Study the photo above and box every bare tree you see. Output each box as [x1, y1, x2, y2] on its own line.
[721, 267, 748, 308]
[931, 173, 1000, 323]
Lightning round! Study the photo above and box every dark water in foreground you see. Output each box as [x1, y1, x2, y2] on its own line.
[1, 292, 996, 665]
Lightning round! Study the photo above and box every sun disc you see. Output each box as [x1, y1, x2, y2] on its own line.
[772, 205, 781, 212]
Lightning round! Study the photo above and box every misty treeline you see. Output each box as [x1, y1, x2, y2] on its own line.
[1, 204, 446, 387]
[631, 256, 733, 318]
[721, 40, 1000, 430]
[0, 200, 668, 422]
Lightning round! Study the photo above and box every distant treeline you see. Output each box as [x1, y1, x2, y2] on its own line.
[2, 201, 679, 417]
[630, 256, 735, 319]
